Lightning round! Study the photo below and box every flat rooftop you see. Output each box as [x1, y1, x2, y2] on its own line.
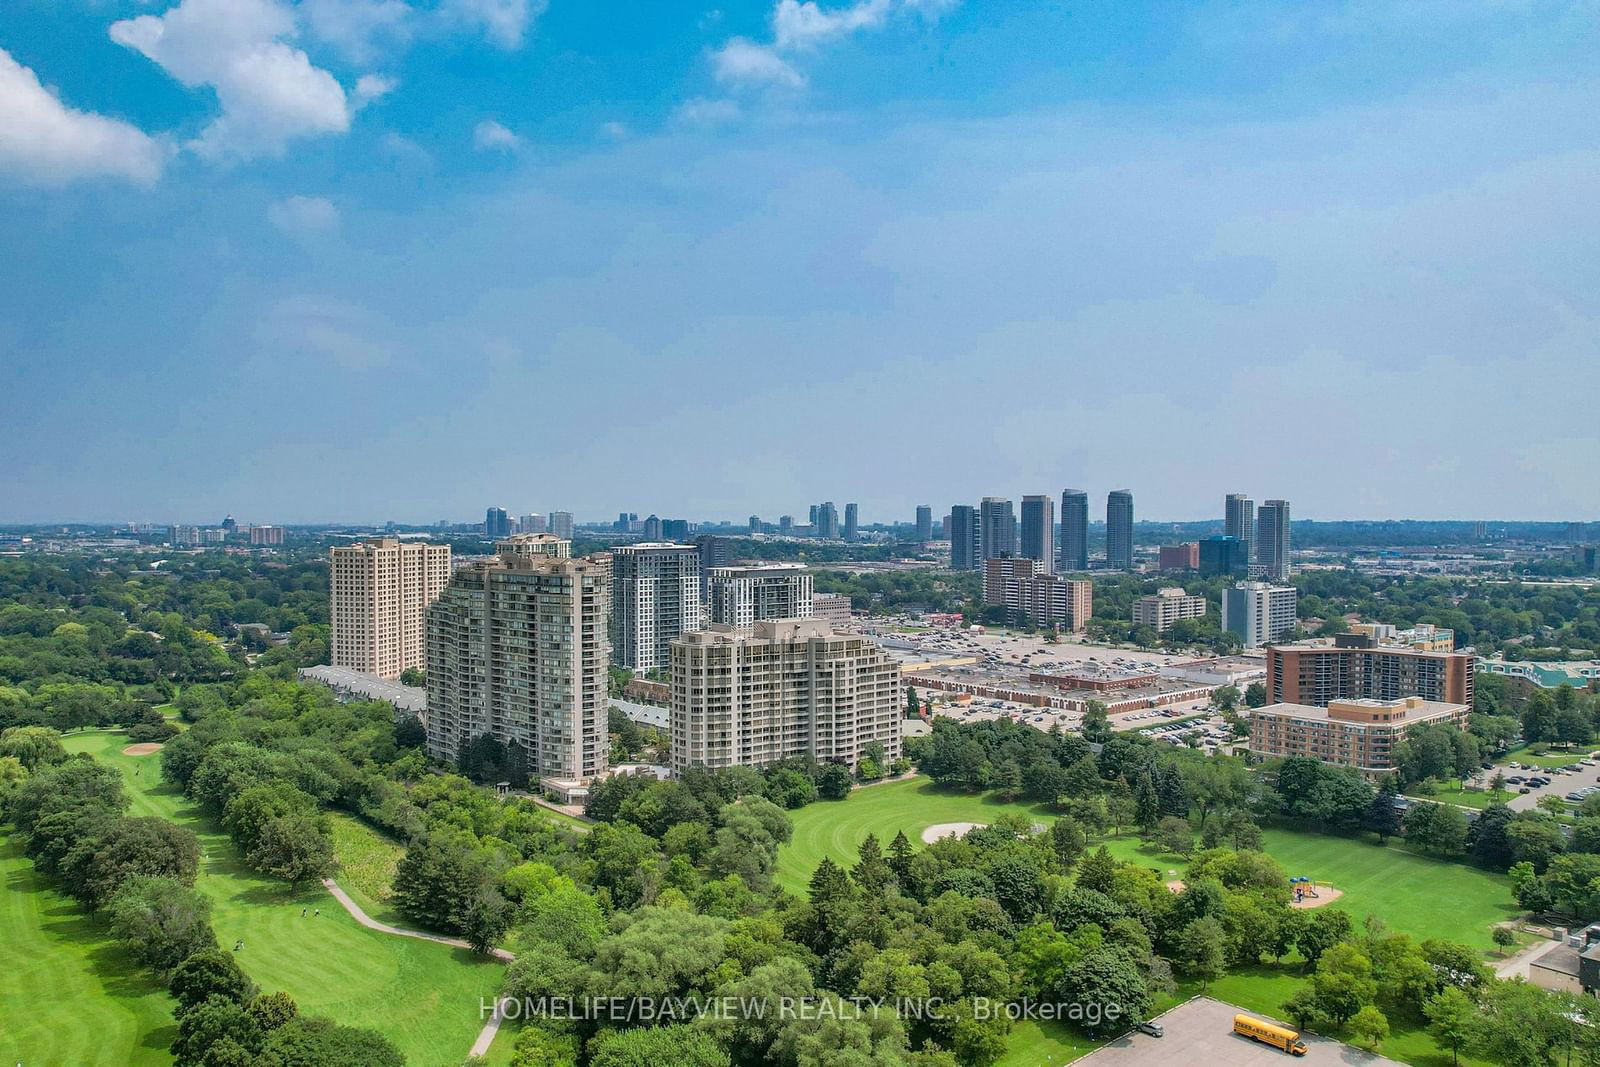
[1253, 698, 1468, 723]
[298, 666, 426, 714]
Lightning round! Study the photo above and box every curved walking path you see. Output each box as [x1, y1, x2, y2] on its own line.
[319, 878, 515, 1058]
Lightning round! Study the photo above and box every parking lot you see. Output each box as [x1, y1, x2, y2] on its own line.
[1078, 997, 1403, 1066]
[1472, 755, 1600, 812]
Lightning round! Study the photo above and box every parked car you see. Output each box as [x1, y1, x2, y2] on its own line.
[1134, 1021, 1164, 1038]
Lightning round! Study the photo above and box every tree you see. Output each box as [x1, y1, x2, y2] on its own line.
[816, 763, 853, 800]
[171, 949, 258, 1013]
[1082, 702, 1113, 744]
[1425, 987, 1475, 1067]
[1133, 772, 1160, 832]
[1154, 816, 1194, 857]
[1365, 778, 1401, 844]
[462, 887, 515, 954]
[1177, 916, 1228, 990]
[75, 815, 201, 910]
[1244, 682, 1269, 708]
[1491, 926, 1518, 957]
[398, 667, 425, 687]
[1076, 846, 1117, 894]
[1309, 943, 1377, 1025]
[107, 876, 217, 975]
[259, 1017, 405, 1067]
[0, 725, 67, 769]
[247, 817, 336, 886]
[1348, 1004, 1390, 1051]
[248, 992, 298, 1034]
[1214, 686, 1239, 711]
[1297, 908, 1353, 968]
[1053, 947, 1151, 1031]
[171, 995, 264, 1067]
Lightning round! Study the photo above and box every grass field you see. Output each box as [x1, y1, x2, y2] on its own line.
[1501, 743, 1595, 770]
[4, 730, 511, 1066]
[1409, 779, 1514, 810]
[0, 836, 178, 1065]
[776, 777, 1063, 890]
[782, 777, 1516, 951]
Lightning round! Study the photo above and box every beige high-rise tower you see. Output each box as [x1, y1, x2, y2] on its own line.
[329, 538, 451, 680]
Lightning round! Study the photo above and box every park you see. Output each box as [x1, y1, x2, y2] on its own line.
[0, 728, 511, 1066]
[778, 775, 1520, 1066]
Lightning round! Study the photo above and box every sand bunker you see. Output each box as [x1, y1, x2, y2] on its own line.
[122, 743, 163, 756]
[921, 822, 986, 844]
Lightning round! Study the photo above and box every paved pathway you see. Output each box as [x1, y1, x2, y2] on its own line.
[1494, 935, 1559, 980]
[319, 878, 516, 1058]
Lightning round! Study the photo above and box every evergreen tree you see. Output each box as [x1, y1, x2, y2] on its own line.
[1366, 776, 1401, 843]
[1134, 772, 1160, 831]
[852, 833, 891, 895]
[1076, 845, 1117, 894]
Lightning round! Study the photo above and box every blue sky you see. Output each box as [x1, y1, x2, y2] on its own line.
[2, 0, 1597, 525]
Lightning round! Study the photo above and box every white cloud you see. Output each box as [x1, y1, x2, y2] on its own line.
[268, 194, 339, 233]
[712, 38, 804, 89]
[0, 47, 169, 185]
[599, 120, 629, 141]
[773, 0, 890, 50]
[440, 0, 547, 49]
[110, 0, 372, 160]
[674, 96, 742, 125]
[353, 73, 398, 105]
[473, 118, 520, 151]
[299, 0, 414, 62]
[711, 0, 954, 92]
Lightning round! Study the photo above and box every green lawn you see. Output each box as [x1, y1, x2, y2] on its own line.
[783, 778, 1516, 951]
[1408, 779, 1514, 810]
[777, 777, 1064, 891]
[0, 835, 178, 1066]
[1103, 828, 1515, 951]
[31, 730, 509, 1066]
[1501, 743, 1594, 770]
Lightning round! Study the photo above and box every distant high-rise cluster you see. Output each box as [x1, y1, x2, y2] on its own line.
[1217, 492, 1292, 579]
[484, 506, 512, 538]
[914, 505, 933, 542]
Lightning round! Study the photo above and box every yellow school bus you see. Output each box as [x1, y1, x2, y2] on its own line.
[1233, 1014, 1309, 1056]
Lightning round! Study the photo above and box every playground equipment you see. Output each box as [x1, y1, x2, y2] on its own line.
[1290, 876, 1320, 903]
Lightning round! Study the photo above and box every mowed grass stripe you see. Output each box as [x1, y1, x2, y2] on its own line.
[0, 836, 178, 1065]
[59, 731, 506, 1065]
